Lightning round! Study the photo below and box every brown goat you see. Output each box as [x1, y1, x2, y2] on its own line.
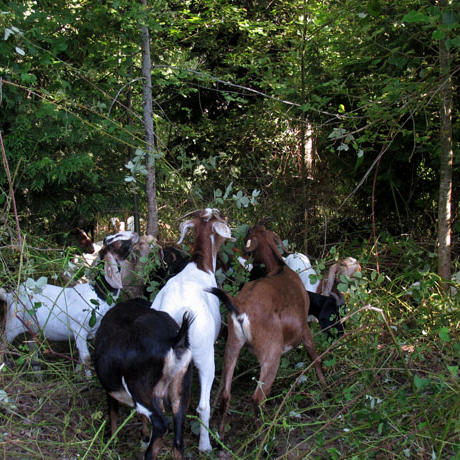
[208, 223, 326, 438]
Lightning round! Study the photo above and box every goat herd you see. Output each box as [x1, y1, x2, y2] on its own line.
[0, 208, 361, 460]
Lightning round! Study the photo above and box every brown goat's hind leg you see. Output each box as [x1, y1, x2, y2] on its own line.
[219, 323, 245, 438]
[252, 349, 282, 408]
[301, 326, 326, 385]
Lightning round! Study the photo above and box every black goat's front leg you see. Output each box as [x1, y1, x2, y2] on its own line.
[144, 396, 169, 460]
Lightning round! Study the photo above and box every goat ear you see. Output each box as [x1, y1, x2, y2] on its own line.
[103, 252, 123, 290]
[266, 233, 284, 261]
[322, 263, 339, 297]
[272, 232, 290, 254]
[177, 219, 195, 244]
[213, 222, 235, 241]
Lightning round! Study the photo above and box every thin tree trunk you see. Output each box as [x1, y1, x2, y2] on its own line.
[141, 0, 158, 237]
[437, 0, 453, 281]
[126, 68, 141, 234]
[300, 0, 309, 253]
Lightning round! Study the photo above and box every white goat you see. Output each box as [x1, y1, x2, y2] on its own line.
[151, 208, 234, 452]
[1, 231, 139, 375]
[284, 252, 320, 292]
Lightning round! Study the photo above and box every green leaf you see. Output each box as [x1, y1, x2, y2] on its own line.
[89, 310, 97, 328]
[324, 356, 337, 367]
[438, 327, 451, 343]
[442, 11, 457, 26]
[447, 366, 458, 377]
[432, 30, 446, 40]
[403, 10, 430, 24]
[414, 375, 430, 391]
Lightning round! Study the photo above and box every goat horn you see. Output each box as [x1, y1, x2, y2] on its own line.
[178, 209, 202, 220]
[177, 219, 195, 244]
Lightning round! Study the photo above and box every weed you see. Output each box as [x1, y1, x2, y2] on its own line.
[0, 236, 458, 459]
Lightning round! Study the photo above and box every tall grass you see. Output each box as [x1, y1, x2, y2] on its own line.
[0, 236, 459, 459]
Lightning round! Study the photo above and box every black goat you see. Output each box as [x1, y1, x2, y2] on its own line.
[307, 290, 345, 337]
[144, 246, 190, 297]
[94, 298, 193, 460]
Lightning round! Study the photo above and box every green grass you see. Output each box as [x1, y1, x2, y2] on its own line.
[1, 238, 459, 459]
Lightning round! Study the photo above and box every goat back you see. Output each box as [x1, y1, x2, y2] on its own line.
[236, 265, 309, 318]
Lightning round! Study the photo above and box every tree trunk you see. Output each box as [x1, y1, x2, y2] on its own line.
[141, 0, 158, 237]
[300, 0, 310, 253]
[437, 0, 453, 282]
[126, 69, 141, 234]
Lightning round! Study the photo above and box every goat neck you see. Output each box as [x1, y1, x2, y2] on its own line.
[93, 271, 120, 302]
[179, 208, 233, 274]
[244, 224, 286, 276]
[191, 221, 225, 274]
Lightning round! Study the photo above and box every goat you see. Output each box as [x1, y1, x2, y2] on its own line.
[319, 256, 361, 304]
[284, 252, 320, 292]
[94, 298, 193, 460]
[207, 223, 326, 439]
[118, 239, 190, 300]
[68, 227, 95, 254]
[110, 217, 125, 233]
[116, 234, 158, 299]
[151, 208, 234, 452]
[242, 239, 345, 338]
[0, 231, 139, 375]
[144, 246, 190, 299]
[308, 290, 344, 337]
[65, 230, 104, 284]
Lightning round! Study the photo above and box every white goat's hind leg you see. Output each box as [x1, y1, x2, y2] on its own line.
[27, 340, 42, 373]
[74, 334, 92, 377]
[5, 308, 28, 344]
[195, 350, 215, 452]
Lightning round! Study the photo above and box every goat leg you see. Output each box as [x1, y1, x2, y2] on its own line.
[219, 323, 245, 438]
[301, 327, 326, 385]
[252, 348, 282, 407]
[107, 395, 119, 437]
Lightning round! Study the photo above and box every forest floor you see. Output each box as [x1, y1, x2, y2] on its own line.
[1, 299, 459, 460]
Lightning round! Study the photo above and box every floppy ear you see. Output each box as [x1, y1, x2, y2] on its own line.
[272, 232, 290, 254]
[322, 263, 339, 297]
[177, 219, 195, 244]
[103, 252, 123, 290]
[266, 232, 285, 264]
[213, 221, 235, 241]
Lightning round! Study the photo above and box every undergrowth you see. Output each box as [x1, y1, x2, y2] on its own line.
[0, 234, 459, 459]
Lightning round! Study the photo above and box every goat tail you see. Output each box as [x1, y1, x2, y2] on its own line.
[206, 287, 240, 315]
[175, 312, 195, 350]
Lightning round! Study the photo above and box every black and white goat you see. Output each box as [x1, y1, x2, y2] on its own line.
[115, 238, 190, 300]
[151, 208, 234, 452]
[0, 231, 139, 375]
[94, 298, 193, 460]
